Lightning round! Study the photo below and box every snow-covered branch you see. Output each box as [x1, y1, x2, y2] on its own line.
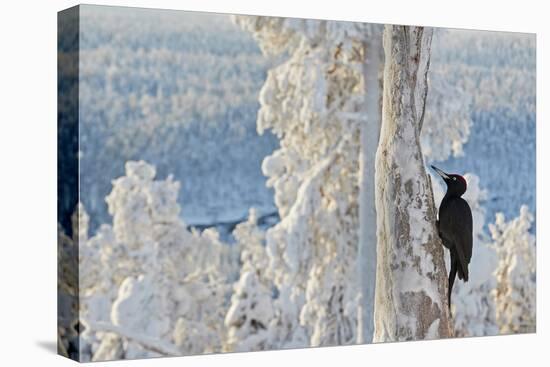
[87, 321, 181, 356]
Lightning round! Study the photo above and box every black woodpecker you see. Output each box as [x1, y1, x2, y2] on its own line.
[431, 165, 473, 311]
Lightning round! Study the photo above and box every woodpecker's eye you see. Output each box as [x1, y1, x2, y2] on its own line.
[453, 177, 457, 181]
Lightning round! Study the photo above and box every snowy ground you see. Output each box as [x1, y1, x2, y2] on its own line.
[79, 7, 535, 238]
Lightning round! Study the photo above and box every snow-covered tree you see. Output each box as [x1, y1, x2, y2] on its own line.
[235, 16, 385, 347]
[79, 161, 235, 361]
[224, 270, 274, 351]
[373, 25, 452, 342]
[233, 208, 270, 279]
[224, 209, 274, 352]
[491, 206, 536, 334]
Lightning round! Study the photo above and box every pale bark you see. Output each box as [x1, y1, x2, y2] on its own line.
[357, 36, 382, 344]
[373, 25, 453, 342]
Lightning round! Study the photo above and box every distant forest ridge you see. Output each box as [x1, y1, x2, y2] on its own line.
[72, 7, 535, 234]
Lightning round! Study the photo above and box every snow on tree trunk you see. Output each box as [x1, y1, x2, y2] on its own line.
[373, 25, 452, 342]
[357, 35, 382, 344]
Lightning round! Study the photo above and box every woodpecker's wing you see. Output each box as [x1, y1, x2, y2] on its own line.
[439, 197, 473, 266]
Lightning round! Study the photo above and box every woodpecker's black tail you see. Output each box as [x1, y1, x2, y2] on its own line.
[456, 249, 469, 282]
[457, 263, 469, 282]
[452, 241, 469, 282]
[448, 251, 459, 310]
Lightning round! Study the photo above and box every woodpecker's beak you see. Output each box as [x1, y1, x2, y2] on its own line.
[431, 165, 450, 180]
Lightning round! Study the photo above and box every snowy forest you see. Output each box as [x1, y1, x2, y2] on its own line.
[57, 6, 536, 361]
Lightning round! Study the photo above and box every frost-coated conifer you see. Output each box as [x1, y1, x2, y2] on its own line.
[224, 209, 275, 352]
[235, 15, 385, 347]
[79, 161, 234, 360]
[491, 206, 536, 334]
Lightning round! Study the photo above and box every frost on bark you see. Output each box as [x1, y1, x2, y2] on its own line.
[357, 33, 383, 344]
[373, 25, 452, 342]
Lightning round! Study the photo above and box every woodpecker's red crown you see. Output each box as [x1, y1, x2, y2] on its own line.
[430, 166, 468, 194]
[451, 174, 467, 191]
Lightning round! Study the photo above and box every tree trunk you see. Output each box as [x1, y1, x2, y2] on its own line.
[373, 25, 453, 342]
[357, 36, 382, 344]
